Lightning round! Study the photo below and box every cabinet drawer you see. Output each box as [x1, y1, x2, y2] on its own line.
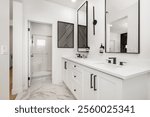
[71, 83, 82, 99]
[72, 70, 82, 84]
[71, 63, 82, 72]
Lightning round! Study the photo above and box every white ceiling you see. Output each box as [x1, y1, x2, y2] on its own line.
[107, 0, 138, 13]
[45, 0, 86, 9]
[10, 0, 85, 20]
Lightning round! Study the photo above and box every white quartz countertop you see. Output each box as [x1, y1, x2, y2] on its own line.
[62, 56, 150, 80]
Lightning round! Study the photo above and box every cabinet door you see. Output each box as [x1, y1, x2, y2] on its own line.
[62, 60, 71, 88]
[83, 69, 99, 100]
[98, 73, 122, 100]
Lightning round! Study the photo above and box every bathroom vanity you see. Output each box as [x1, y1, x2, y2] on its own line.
[62, 57, 150, 100]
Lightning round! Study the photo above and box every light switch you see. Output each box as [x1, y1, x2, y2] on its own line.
[0, 45, 8, 55]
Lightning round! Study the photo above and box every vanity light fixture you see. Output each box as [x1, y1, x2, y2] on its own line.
[71, 0, 76, 3]
[93, 6, 98, 35]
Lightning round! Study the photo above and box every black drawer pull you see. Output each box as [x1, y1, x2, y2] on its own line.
[74, 89, 76, 92]
[74, 76, 76, 78]
[74, 65, 76, 68]
[94, 75, 97, 91]
[64, 61, 67, 69]
[90, 74, 94, 88]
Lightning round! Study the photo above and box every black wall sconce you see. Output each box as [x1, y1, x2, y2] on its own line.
[93, 6, 97, 35]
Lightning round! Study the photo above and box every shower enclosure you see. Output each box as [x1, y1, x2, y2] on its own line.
[28, 22, 52, 86]
[31, 34, 52, 78]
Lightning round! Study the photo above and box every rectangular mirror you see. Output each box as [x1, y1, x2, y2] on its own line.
[77, 1, 88, 52]
[105, 0, 140, 54]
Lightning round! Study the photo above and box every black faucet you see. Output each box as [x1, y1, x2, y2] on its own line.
[76, 53, 82, 58]
[108, 57, 117, 64]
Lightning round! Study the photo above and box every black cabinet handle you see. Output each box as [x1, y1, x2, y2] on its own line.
[74, 89, 76, 92]
[74, 65, 76, 68]
[90, 74, 94, 88]
[64, 61, 67, 69]
[94, 75, 97, 91]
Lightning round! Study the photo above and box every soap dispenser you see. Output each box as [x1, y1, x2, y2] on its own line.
[99, 43, 105, 53]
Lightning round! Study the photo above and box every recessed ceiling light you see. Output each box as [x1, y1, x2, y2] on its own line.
[71, 0, 77, 3]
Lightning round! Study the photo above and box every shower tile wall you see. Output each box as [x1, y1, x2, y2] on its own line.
[31, 35, 51, 72]
[30, 22, 52, 78]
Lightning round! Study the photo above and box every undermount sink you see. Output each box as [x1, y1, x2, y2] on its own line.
[94, 62, 123, 69]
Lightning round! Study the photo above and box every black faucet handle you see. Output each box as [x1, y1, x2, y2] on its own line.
[120, 62, 127, 66]
[108, 57, 117, 64]
[76, 53, 82, 58]
[108, 57, 116, 59]
[106, 59, 111, 63]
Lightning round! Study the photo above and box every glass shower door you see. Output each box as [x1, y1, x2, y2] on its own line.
[31, 34, 51, 78]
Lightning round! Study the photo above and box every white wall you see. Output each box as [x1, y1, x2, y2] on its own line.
[127, 3, 138, 53]
[86, 0, 150, 64]
[22, 0, 76, 90]
[13, 1, 23, 94]
[0, 0, 9, 100]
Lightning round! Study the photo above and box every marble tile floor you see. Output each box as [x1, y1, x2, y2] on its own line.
[16, 76, 76, 100]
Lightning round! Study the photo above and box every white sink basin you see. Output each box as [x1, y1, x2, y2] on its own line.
[94, 62, 123, 69]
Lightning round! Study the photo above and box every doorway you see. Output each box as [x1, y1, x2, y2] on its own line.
[120, 33, 127, 53]
[28, 21, 52, 87]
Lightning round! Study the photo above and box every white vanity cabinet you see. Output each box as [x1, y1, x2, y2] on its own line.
[62, 58, 149, 100]
[63, 59, 122, 100]
[83, 67, 122, 100]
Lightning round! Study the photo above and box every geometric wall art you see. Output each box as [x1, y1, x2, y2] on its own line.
[58, 21, 74, 48]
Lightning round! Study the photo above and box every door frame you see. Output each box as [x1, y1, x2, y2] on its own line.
[27, 20, 53, 87]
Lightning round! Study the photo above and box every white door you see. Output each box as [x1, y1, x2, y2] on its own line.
[98, 73, 122, 100]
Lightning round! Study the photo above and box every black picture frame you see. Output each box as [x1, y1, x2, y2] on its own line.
[105, 0, 140, 54]
[77, 1, 88, 52]
[57, 21, 74, 48]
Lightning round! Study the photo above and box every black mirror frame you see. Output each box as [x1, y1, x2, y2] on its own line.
[105, 0, 140, 54]
[77, 1, 89, 52]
